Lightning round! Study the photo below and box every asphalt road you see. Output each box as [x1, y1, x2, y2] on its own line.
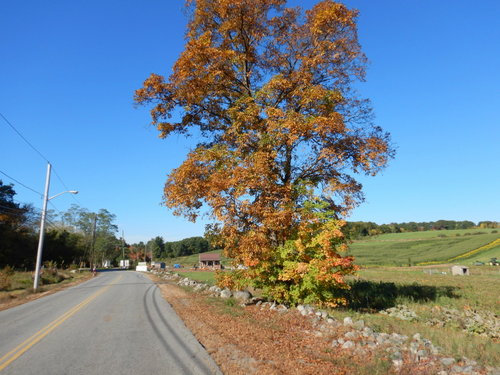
[0, 270, 221, 375]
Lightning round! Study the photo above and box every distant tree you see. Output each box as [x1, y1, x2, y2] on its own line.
[128, 245, 145, 263]
[57, 205, 119, 266]
[160, 236, 211, 258]
[171, 241, 186, 258]
[0, 181, 38, 268]
[181, 237, 210, 255]
[478, 221, 498, 229]
[147, 236, 165, 259]
[0, 180, 32, 230]
[163, 242, 174, 258]
[43, 229, 85, 266]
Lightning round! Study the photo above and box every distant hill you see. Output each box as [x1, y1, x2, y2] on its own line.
[347, 228, 500, 266]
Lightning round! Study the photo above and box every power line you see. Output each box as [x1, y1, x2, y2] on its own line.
[0, 169, 43, 197]
[48, 200, 63, 215]
[0, 170, 75, 221]
[0, 203, 47, 216]
[0, 112, 50, 163]
[0, 112, 81, 206]
[51, 167, 81, 206]
[0, 205, 60, 231]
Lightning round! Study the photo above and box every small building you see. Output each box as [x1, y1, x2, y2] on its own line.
[451, 265, 469, 276]
[199, 253, 221, 269]
[151, 262, 166, 269]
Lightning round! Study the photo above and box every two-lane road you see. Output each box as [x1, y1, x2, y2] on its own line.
[0, 271, 221, 374]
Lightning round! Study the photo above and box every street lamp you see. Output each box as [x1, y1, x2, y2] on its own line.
[33, 163, 78, 291]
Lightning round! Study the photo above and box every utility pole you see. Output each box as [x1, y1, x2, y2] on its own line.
[90, 213, 97, 269]
[33, 163, 78, 291]
[33, 163, 51, 291]
[121, 230, 125, 268]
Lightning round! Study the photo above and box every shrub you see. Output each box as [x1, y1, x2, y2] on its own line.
[0, 266, 15, 291]
[41, 273, 64, 285]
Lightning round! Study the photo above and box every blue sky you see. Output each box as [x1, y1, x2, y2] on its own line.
[1, 0, 499, 243]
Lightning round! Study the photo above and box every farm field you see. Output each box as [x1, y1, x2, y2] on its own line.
[162, 228, 499, 268]
[347, 228, 499, 266]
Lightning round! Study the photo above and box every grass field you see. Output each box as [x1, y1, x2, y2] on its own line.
[347, 228, 499, 266]
[174, 270, 217, 285]
[332, 265, 500, 366]
[161, 228, 499, 268]
[354, 266, 500, 313]
[461, 244, 500, 263]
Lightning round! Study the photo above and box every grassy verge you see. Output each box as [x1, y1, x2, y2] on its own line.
[0, 268, 92, 309]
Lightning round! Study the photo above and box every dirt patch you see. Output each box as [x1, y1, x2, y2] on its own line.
[150, 274, 394, 375]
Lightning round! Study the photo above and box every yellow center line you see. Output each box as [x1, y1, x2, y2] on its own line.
[0, 275, 123, 371]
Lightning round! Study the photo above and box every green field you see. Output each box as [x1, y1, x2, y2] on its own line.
[174, 270, 217, 285]
[347, 228, 499, 266]
[458, 243, 500, 263]
[161, 229, 499, 268]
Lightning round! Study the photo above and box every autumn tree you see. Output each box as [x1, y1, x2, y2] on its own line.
[135, 0, 394, 306]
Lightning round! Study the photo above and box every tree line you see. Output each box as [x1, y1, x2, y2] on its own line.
[129, 236, 210, 261]
[345, 220, 498, 239]
[0, 180, 121, 269]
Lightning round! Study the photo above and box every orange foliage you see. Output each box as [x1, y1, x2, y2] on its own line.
[135, 0, 393, 306]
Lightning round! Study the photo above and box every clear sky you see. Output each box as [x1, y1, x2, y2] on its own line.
[1, 0, 499, 244]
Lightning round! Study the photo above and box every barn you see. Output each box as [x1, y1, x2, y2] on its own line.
[199, 253, 221, 269]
